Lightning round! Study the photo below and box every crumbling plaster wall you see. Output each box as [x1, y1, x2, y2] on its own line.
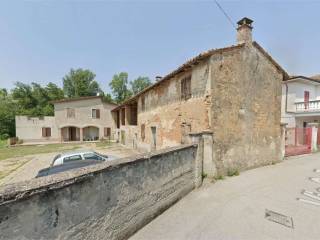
[136, 62, 211, 151]
[210, 44, 283, 174]
[0, 145, 197, 240]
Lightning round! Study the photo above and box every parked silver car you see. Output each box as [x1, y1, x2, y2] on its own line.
[36, 150, 115, 177]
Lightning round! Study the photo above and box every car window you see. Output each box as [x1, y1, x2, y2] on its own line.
[63, 155, 82, 163]
[83, 153, 103, 161]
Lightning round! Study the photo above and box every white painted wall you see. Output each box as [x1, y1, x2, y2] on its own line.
[15, 116, 59, 142]
[281, 78, 320, 128]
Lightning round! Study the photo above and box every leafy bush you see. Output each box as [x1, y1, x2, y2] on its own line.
[0, 133, 9, 140]
[227, 169, 240, 177]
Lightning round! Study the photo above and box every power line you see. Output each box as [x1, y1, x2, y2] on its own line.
[214, 0, 236, 29]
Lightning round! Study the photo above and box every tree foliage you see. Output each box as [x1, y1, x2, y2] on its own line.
[109, 73, 152, 103]
[109, 72, 132, 103]
[0, 68, 152, 138]
[11, 82, 63, 116]
[0, 94, 17, 139]
[63, 68, 102, 98]
[130, 76, 152, 95]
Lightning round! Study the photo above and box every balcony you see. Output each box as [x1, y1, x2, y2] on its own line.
[295, 100, 320, 112]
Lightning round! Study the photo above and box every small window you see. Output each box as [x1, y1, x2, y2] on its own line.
[104, 127, 111, 137]
[67, 108, 75, 118]
[92, 109, 100, 119]
[63, 155, 82, 163]
[42, 127, 51, 137]
[181, 75, 191, 100]
[141, 124, 145, 141]
[141, 96, 145, 111]
[121, 108, 125, 125]
[83, 153, 103, 161]
[151, 126, 157, 150]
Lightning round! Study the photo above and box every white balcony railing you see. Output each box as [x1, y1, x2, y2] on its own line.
[295, 100, 320, 112]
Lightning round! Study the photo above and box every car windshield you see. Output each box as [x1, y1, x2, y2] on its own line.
[51, 154, 62, 166]
[53, 154, 61, 161]
[83, 153, 104, 161]
[63, 155, 82, 163]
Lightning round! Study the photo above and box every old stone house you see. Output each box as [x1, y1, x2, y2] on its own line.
[16, 96, 117, 143]
[112, 18, 288, 176]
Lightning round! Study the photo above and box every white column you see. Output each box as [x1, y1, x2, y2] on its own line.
[308, 123, 318, 152]
[80, 128, 83, 142]
[202, 131, 216, 178]
[280, 123, 287, 159]
[189, 132, 203, 188]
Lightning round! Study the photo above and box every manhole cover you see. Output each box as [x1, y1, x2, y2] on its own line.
[265, 209, 294, 228]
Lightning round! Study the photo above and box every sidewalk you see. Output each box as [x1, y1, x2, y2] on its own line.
[130, 153, 320, 240]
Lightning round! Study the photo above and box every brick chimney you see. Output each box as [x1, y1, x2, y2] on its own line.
[237, 17, 253, 44]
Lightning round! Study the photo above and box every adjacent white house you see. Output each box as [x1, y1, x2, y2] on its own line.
[16, 96, 117, 143]
[282, 76, 320, 128]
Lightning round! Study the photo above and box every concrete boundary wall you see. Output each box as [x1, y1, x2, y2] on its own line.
[0, 144, 197, 240]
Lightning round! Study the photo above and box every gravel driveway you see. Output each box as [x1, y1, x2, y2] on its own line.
[0, 144, 140, 186]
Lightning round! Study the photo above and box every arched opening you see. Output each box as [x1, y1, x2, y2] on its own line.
[83, 126, 100, 141]
[61, 126, 80, 142]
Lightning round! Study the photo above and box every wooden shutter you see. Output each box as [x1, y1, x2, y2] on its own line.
[141, 124, 145, 141]
[47, 128, 51, 137]
[42, 128, 46, 137]
[104, 127, 111, 137]
[96, 109, 100, 119]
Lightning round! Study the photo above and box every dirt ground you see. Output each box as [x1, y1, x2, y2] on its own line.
[0, 143, 140, 186]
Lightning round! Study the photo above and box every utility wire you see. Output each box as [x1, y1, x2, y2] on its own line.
[214, 0, 236, 29]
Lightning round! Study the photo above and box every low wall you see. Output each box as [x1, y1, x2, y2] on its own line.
[0, 144, 197, 240]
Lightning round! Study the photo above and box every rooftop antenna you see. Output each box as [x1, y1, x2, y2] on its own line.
[214, 0, 236, 29]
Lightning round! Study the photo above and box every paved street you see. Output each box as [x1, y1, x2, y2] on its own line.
[130, 153, 320, 240]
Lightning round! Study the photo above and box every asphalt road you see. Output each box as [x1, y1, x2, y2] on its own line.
[130, 153, 320, 240]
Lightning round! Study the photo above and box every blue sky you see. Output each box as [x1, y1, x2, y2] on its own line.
[0, 0, 319, 93]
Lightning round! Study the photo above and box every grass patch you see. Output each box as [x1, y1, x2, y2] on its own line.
[0, 140, 7, 148]
[0, 143, 82, 161]
[227, 169, 240, 177]
[95, 140, 112, 148]
[214, 174, 225, 180]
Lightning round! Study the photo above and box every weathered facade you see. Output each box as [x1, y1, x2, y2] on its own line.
[16, 96, 117, 143]
[112, 18, 288, 175]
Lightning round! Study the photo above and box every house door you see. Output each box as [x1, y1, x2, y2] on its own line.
[69, 127, 77, 141]
[151, 127, 157, 150]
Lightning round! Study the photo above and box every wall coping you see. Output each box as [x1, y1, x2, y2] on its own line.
[0, 144, 197, 206]
[189, 130, 213, 136]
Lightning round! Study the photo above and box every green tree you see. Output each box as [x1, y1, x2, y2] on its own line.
[12, 82, 64, 116]
[109, 72, 132, 103]
[63, 68, 102, 97]
[46, 82, 64, 100]
[12, 82, 37, 112]
[0, 95, 17, 138]
[0, 88, 7, 99]
[130, 76, 152, 95]
[102, 93, 114, 103]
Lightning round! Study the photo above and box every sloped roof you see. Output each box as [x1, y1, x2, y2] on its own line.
[112, 44, 246, 111]
[284, 75, 320, 84]
[51, 96, 117, 105]
[112, 42, 289, 111]
[311, 74, 320, 81]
